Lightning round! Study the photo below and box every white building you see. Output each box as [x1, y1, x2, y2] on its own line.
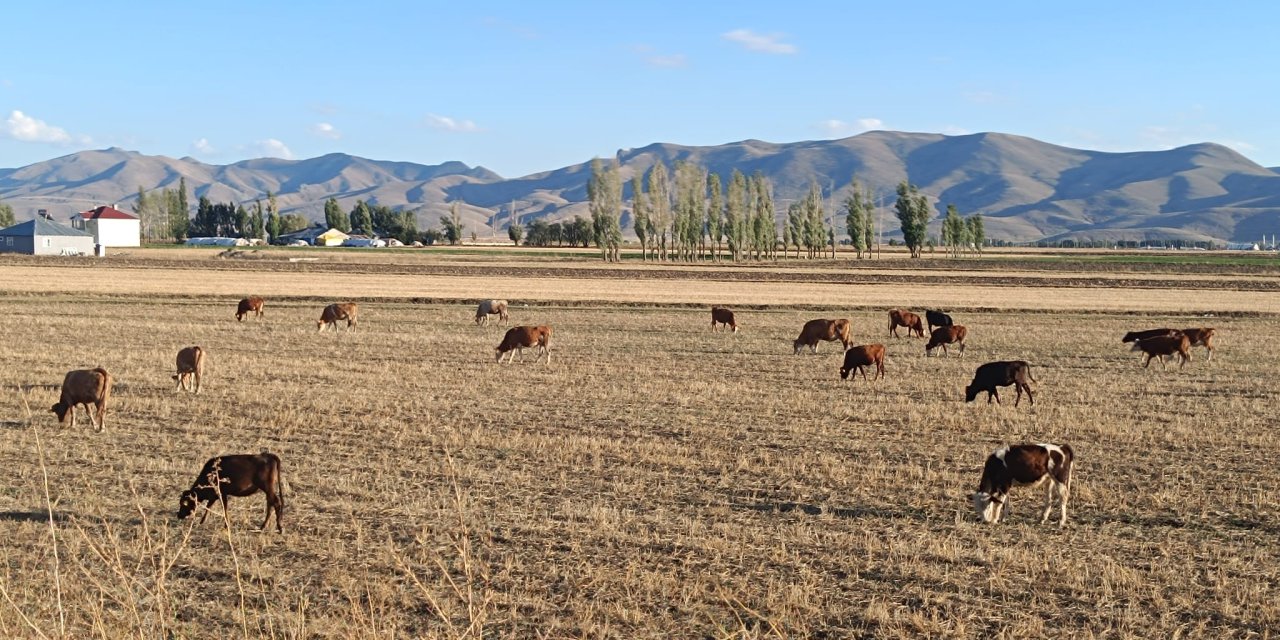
[70, 205, 141, 247]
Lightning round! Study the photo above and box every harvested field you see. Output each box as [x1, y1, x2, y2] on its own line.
[0, 250, 1276, 638]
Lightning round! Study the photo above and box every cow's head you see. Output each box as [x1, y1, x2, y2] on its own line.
[494, 347, 504, 363]
[839, 366, 851, 380]
[50, 402, 70, 423]
[972, 491, 1000, 523]
[177, 490, 199, 519]
[964, 384, 978, 402]
[792, 339, 803, 355]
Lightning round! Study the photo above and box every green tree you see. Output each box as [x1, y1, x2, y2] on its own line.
[250, 201, 265, 240]
[706, 173, 723, 261]
[647, 163, 671, 260]
[587, 158, 623, 261]
[440, 201, 464, 245]
[264, 199, 280, 242]
[278, 214, 309, 234]
[967, 213, 985, 254]
[941, 203, 968, 258]
[725, 169, 747, 261]
[171, 177, 190, 240]
[631, 173, 651, 261]
[349, 200, 374, 236]
[894, 181, 931, 258]
[324, 197, 349, 232]
[844, 179, 870, 259]
[508, 222, 524, 245]
[0, 196, 14, 228]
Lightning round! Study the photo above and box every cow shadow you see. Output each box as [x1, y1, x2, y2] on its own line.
[0, 420, 29, 430]
[0, 510, 68, 524]
[733, 501, 929, 521]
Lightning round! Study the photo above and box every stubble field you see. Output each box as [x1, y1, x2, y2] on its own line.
[0, 249, 1277, 639]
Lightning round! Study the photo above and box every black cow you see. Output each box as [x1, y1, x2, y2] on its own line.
[926, 310, 954, 334]
[177, 453, 284, 533]
[964, 360, 1036, 407]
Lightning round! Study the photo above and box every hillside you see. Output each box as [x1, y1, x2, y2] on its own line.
[2, 132, 1279, 242]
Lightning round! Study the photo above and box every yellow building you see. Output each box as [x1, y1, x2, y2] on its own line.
[315, 228, 350, 247]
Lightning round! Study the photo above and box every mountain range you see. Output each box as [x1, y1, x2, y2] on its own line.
[2, 131, 1278, 243]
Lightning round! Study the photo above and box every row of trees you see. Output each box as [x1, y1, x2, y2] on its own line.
[508, 216, 593, 247]
[134, 178, 191, 240]
[323, 197, 419, 243]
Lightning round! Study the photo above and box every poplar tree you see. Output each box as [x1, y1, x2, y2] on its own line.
[725, 170, 747, 261]
[706, 173, 723, 261]
[844, 179, 869, 259]
[895, 181, 931, 258]
[647, 163, 671, 260]
[324, 197, 349, 232]
[631, 173, 651, 261]
[967, 213, 985, 254]
[587, 158, 623, 261]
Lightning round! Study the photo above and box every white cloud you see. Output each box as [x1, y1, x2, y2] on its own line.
[1223, 140, 1257, 153]
[311, 122, 341, 139]
[941, 125, 972, 136]
[819, 118, 884, 136]
[191, 138, 216, 155]
[4, 110, 87, 144]
[722, 29, 797, 54]
[255, 138, 294, 159]
[426, 113, 481, 133]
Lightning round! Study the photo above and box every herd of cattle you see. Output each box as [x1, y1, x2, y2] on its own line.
[41, 296, 1218, 531]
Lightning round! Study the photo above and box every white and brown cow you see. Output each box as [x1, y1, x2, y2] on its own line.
[475, 299, 510, 326]
[317, 302, 359, 331]
[973, 443, 1073, 526]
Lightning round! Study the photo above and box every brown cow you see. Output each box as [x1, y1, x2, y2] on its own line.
[172, 346, 206, 394]
[925, 325, 968, 357]
[711, 306, 738, 333]
[317, 302, 359, 331]
[888, 309, 925, 338]
[840, 344, 886, 383]
[1180, 327, 1215, 362]
[236, 296, 265, 321]
[496, 325, 552, 364]
[1132, 334, 1191, 369]
[793, 319, 852, 355]
[177, 453, 284, 533]
[50, 367, 113, 431]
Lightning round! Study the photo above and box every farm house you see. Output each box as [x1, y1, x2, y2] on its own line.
[0, 216, 96, 255]
[70, 205, 141, 247]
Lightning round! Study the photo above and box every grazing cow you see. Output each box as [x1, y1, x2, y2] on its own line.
[973, 443, 1073, 526]
[887, 309, 925, 338]
[710, 306, 738, 333]
[793, 319, 852, 355]
[1132, 334, 1191, 369]
[50, 368, 112, 431]
[840, 344, 886, 383]
[965, 361, 1036, 407]
[475, 299, 510, 326]
[926, 309, 954, 334]
[317, 302, 359, 331]
[496, 325, 552, 364]
[1180, 327, 1216, 362]
[235, 296, 265, 321]
[925, 325, 968, 357]
[172, 346, 206, 394]
[1121, 328, 1179, 344]
[177, 453, 284, 533]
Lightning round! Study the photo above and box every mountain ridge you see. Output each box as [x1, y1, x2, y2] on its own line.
[2, 131, 1278, 242]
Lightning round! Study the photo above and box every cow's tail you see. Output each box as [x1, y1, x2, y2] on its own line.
[1026, 364, 1038, 383]
[266, 451, 284, 512]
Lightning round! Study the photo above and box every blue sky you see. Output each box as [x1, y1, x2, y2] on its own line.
[1, 2, 1274, 176]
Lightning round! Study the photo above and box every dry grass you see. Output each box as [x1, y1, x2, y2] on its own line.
[0, 255, 1276, 638]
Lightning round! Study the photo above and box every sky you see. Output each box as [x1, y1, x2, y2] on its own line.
[1, 1, 1276, 177]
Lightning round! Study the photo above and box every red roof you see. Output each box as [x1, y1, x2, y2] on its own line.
[78, 205, 138, 220]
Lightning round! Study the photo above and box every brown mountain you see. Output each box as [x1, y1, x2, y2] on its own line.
[2, 132, 1278, 242]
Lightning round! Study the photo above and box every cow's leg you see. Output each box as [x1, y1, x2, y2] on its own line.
[1015, 384, 1023, 407]
[261, 491, 282, 532]
[94, 401, 105, 432]
[992, 389, 1001, 404]
[193, 372, 201, 395]
[1143, 354, 1152, 368]
[1058, 482, 1070, 526]
[1040, 480, 1056, 524]
[1024, 384, 1034, 406]
[959, 341, 966, 355]
[993, 498, 1005, 523]
[860, 366, 868, 382]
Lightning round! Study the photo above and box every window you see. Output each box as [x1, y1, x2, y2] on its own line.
[43, 238, 52, 247]
[4, 237, 12, 247]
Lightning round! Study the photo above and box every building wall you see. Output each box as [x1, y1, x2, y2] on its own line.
[0, 235, 35, 254]
[32, 234, 96, 256]
[92, 219, 141, 247]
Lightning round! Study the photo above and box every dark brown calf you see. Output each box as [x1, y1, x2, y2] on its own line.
[1132, 334, 1191, 369]
[710, 306, 738, 333]
[888, 309, 924, 338]
[177, 453, 284, 533]
[496, 325, 552, 364]
[236, 296, 265, 321]
[840, 344, 886, 383]
[973, 443, 1073, 526]
[794, 319, 852, 355]
[965, 361, 1036, 407]
[1121, 328, 1178, 343]
[925, 325, 967, 357]
[173, 346, 206, 394]
[51, 367, 112, 431]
